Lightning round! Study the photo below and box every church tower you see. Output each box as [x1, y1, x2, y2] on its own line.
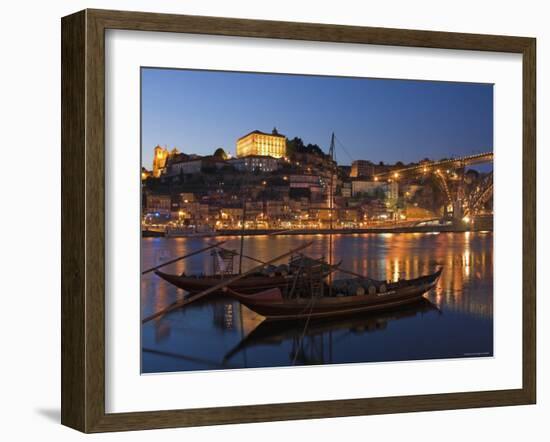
[152, 145, 169, 177]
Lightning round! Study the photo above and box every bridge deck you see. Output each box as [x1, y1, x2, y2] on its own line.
[373, 152, 493, 180]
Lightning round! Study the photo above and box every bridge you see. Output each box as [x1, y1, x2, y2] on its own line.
[373, 151, 494, 222]
[373, 152, 493, 181]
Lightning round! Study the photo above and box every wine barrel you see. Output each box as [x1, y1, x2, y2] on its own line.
[379, 283, 387, 294]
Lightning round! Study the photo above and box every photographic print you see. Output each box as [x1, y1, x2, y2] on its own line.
[140, 68, 494, 374]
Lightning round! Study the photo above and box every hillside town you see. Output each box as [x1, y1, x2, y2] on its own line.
[141, 128, 492, 235]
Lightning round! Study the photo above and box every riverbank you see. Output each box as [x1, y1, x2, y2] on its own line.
[143, 224, 493, 238]
[216, 225, 492, 236]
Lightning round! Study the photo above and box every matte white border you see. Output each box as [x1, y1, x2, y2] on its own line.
[105, 30, 522, 413]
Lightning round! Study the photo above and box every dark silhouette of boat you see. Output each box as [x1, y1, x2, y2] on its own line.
[154, 254, 339, 295]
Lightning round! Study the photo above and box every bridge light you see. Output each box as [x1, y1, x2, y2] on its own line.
[394, 172, 399, 179]
[423, 167, 427, 173]
[462, 216, 471, 224]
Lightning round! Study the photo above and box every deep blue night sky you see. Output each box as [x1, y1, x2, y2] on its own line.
[141, 68, 493, 169]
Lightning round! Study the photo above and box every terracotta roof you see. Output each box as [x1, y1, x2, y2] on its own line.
[237, 129, 286, 141]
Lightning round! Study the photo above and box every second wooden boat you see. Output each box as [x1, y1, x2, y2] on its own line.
[155, 253, 338, 295]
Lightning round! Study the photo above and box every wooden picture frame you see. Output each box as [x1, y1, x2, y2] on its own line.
[61, 8, 536, 433]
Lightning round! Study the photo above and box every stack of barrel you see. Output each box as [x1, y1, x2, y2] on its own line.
[331, 278, 387, 297]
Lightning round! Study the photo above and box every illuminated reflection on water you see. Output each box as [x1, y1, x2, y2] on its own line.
[141, 232, 493, 373]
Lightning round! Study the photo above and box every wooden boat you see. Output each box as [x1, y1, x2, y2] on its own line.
[225, 268, 443, 322]
[155, 270, 296, 294]
[154, 254, 338, 295]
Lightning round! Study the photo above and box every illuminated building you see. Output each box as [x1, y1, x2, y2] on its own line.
[152, 145, 180, 177]
[265, 200, 290, 218]
[152, 145, 169, 177]
[236, 128, 286, 158]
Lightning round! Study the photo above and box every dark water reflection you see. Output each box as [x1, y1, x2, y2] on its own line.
[141, 232, 493, 373]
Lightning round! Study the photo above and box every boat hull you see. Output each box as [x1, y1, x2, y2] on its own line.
[154, 271, 294, 294]
[229, 269, 442, 321]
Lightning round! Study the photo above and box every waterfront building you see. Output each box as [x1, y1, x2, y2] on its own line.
[220, 207, 244, 226]
[174, 201, 202, 222]
[350, 160, 375, 178]
[228, 155, 279, 173]
[236, 128, 286, 158]
[265, 200, 290, 219]
[145, 193, 171, 216]
[339, 208, 359, 223]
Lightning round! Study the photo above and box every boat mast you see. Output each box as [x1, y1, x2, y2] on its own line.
[328, 132, 336, 293]
[329, 132, 335, 229]
[238, 173, 248, 274]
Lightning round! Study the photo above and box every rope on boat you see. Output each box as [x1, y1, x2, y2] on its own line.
[141, 240, 227, 274]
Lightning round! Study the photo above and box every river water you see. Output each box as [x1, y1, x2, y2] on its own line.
[141, 232, 493, 373]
